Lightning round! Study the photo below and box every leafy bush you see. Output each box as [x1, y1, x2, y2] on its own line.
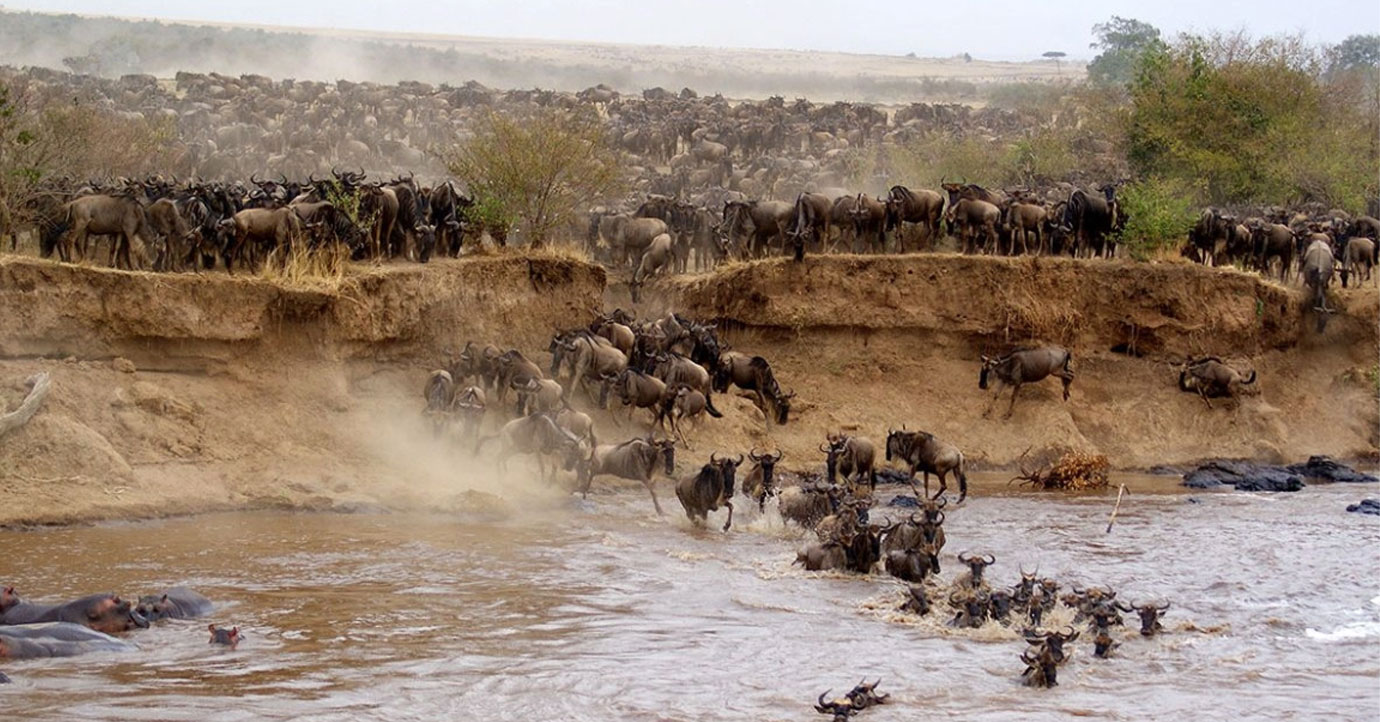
[1114, 176, 1200, 260]
[444, 107, 623, 246]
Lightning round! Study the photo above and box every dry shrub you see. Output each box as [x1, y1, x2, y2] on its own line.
[259, 242, 350, 290]
[1014, 450, 1110, 491]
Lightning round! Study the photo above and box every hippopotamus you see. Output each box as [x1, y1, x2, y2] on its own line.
[208, 624, 242, 649]
[0, 622, 137, 659]
[135, 587, 214, 621]
[0, 587, 149, 634]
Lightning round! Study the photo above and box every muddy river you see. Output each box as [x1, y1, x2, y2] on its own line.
[2, 476, 1377, 721]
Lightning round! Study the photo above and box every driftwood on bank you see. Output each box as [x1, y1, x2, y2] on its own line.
[0, 372, 51, 440]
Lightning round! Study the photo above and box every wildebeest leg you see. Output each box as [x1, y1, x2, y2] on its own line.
[1058, 373, 1073, 402]
[722, 500, 734, 532]
[1197, 386, 1214, 410]
[673, 415, 690, 450]
[645, 481, 665, 515]
[933, 471, 948, 500]
[1004, 383, 1022, 419]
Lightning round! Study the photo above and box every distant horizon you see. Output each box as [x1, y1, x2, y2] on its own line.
[3, 1, 1375, 62]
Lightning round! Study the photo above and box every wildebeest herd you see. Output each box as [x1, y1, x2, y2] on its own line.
[4, 65, 1376, 297]
[417, 309, 1180, 695]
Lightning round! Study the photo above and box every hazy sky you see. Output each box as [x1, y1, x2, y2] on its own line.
[8, 0, 1379, 60]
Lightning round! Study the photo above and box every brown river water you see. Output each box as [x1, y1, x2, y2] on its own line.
[2, 474, 1378, 721]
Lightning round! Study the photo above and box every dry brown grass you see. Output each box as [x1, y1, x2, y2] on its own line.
[1013, 450, 1110, 491]
[259, 242, 351, 290]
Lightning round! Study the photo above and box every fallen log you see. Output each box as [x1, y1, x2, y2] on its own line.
[0, 372, 51, 440]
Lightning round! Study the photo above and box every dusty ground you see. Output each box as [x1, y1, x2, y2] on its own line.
[0, 252, 1374, 526]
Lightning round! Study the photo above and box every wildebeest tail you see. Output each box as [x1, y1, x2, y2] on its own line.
[704, 391, 724, 418]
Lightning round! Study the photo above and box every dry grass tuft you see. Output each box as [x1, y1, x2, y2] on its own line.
[1013, 450, 1110, 491]
[259, 242, 351, 290]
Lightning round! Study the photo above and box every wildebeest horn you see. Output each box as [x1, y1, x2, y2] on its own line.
[982, 554, 996, 565]
[818, 442, 830, 453]
[732, 454, 743, 465]
[908, 512, 920, 525]
[1158, 602, 1171, 611]
[771, 449, 784, 462]
[749, 448, 763, 462]
[958, 552, 972, 563]
[936, 496, 947, 509]
[710, 452, 720, 463]
[934, 511, 945, 525]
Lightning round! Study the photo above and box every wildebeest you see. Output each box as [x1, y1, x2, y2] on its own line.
[720, 199, 793, 258]
[1128, 601, 1170, 636]
[476, 412, 583, 481]
[631, 233, 674, 301]
[650, 353, 723, 418]
[423, 369, 456, 437]
[657, 384, 713, 448]
[956, 552, 996, 590]
[795, 539, 848, 571]
[886, 185, 945, 250]
[823, 434, 877, 490]
[777, 483, 839, 528]
[741, 448, 784, 512]
[514, 377, 565, 415]
[1341, 237, 1375, 287]
[218, 206, 305, 274]
[1177, 357, 1256, 408]
[1250, 221, 1295, 282]
[885, 429, 969, 502]
[452, 385, 486, 441]
[713, 352, 794, 425]
[787, 191, 834, 261]
[579, 436, 676, 514]
[1301, 238, 1336, 330]
[675, 452, 741, 531]
[949, 197, 1001, 254]
[1005, 202, 1048, 255]
[979, 346, 1074, 418]
[600, 368, 667, 425]
[1062, 185, 1120, 258]
[60, 194, 153, 269]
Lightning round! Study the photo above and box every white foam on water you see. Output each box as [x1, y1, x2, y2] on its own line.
[1304, 621, 1380, 642]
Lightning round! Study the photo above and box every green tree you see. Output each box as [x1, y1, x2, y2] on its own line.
[1088, 17, 1164, 88]
[1125, 32, 1374, 208]
[1329, 34, 1380, 73]
[444, 106, 624, 247]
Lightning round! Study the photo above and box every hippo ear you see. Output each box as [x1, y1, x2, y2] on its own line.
[161, 595, 170, 603]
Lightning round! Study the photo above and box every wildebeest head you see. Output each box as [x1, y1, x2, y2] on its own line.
[773, 388, 795, 425]
[748, 448, 784, 499]
[656, 438, 677, 475]
[988, 589, 1014, 623]
[414, 223, 437, 263]
[957, 552, 996, 586]
[978, 355, 999, 390]
[1132, 601, 1170, 636]
[710, 452, 743, 499]
[815, 691, 856, 722]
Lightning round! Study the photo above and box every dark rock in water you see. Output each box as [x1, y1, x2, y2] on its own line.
[1346, 499, 1380, 516]
[875, 468, 914, 486]
[1148, 464, 1189, 476]
[1286, 456, 1379, 484]
[1181, 460, 1304, 492]
[888, 495, 921, 508]
[0, 671, 9, 683]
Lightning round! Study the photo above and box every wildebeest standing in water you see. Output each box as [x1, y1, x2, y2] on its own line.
[979, 346, 1074, 418]
[884, 428, 969, 502]
[676, 452, 741, 532]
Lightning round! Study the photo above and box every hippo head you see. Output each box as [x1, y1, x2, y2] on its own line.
[0, 586, 18, 613]
[208, 624, 242, 649]
[136, 594, 174, 622]
[88, 595, 150, 634]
